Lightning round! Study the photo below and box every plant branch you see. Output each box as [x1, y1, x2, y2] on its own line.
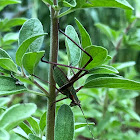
[46, 0, 59, 139]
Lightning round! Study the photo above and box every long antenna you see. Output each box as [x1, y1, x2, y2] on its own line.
[78, 105, 95, 140]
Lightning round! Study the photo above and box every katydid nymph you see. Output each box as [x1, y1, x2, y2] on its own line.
[39, 28, 95, 139]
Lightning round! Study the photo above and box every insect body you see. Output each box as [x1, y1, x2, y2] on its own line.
[53, 65, 80, 107]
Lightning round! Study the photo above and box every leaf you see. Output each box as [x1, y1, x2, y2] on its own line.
[16, 33, 46, 67]
[0, 76, 27, 96]
[55, 104, 74, 140]
[58, 0, 133, 18]
[19, 122, 33, 135]
[113, 61, 136, 70]
[3, 32, 19, 45]
[95, 23, 114, 40]
[0, 97, 10, 107]
[0, 129, 10, 140]
[0, 58, 18, 73]
[23, 51, 45, 74]
[80, 45, 108, 69]
[58, 0, 76, 7]
[0, 0, 20, 11]
[84, 76, 140, 90]
[27, 117, 40, 135]
[75, 122, 95, 130]
[65, 25, 81, 66]
[1, 18, 27, 31]
[0, 48, 18, 73]
[19, 18, 45, 52]
[89, 65, 119, 74]
[75, 18, 92, 49]
[28, 134, 42, 140]
[122, 108, 140, 121]
[42, 0, 53, 5]
[39, 111, 46, 132]
[0, 103, 37, 131]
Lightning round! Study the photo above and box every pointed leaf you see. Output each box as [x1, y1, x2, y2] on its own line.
[80, 45, 108, 69]
[16, 33, 46, 67]
[0, 76, 26, 96]
[39, 111, 46, 132]
[84, 76, 140, 90]
[19, 122, 33, 135]
[75, 18, 92, 48]
[19, 18, 45, 52]
[55, 104, 74, 140]
[27, 117, 40, 135]
[23, 51, 45, 74]
[65, 25, 81, 66]
[75, 122, 95, 130]
[0, 103, 37, 131]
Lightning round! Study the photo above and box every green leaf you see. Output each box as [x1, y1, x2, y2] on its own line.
[112, 61, 136, 70]
[42, 0, 53, 5]
[3, 32, 19, 45]
[28, 134, 42, 140]
[75, 18, 92, 49]
[0, 58, 18, 73]
[58, 0, 133, 18]
[58, 0, 76, 7]
[89, 65, 119, 74]
[19, 18, 45, 52]
[0, 76, 26, 96]
[0, 0, 20, 11]
[39, 111, 46, 132]
[80, 45, 108, 69]
[84, 76, 140, 90]
[65, 25, 81, 66]
[0, 48, 17, 73]
[95, 23, 114, 40]
[16, 33, 46, 67]
[3, 18, 26, 31]
[27, 117, 40, 135]
[122, 108, 140, 121]
[75, 122, 95, 130]
[0, 129, 10, 140]
[0, 97, 10, 107]
[127, 121, 140, 128]
[0, 103, 37, 131]
[19, 122, 33, 135]
[23, 51, 45, 74]
[55, 104, 74, 140]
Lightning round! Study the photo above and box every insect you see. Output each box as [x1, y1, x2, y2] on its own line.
[41, 29, 93, 106]
[39, 28, 94, 139]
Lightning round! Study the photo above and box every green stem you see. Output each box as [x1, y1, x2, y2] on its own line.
[46, 1, 59, 140]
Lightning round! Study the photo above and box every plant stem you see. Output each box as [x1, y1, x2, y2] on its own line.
[46, 1, 59, 140]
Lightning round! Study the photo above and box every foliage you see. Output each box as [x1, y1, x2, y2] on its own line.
[0, 0, 140, 140]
